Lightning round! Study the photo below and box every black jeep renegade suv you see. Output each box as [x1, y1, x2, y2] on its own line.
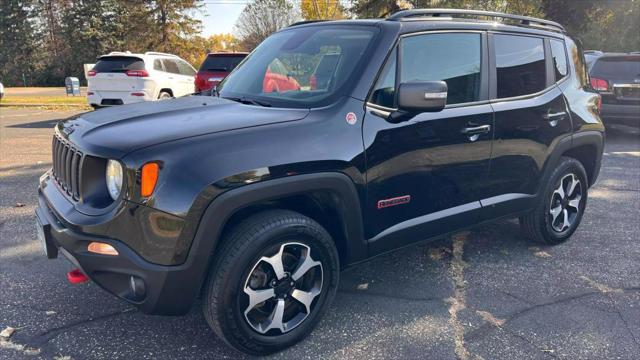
[36, 9, 604, 355]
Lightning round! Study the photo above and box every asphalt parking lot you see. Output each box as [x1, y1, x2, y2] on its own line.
[1, 108, 639, 360]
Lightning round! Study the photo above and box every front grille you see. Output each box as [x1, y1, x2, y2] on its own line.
[52, 135, 83, 200]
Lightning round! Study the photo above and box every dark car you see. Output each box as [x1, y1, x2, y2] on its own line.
[589, 53, 640, 128]
[36, 9, 603, 355]
[194, 52, 248, 92]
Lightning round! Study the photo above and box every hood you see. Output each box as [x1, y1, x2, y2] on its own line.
[57, 96, 309, 157]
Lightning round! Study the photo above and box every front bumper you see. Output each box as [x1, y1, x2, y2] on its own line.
[36, 188, 204, 315]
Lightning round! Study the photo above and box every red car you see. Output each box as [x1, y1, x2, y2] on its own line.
[263, 59, 301, 93]
[194, 52, 248, 92]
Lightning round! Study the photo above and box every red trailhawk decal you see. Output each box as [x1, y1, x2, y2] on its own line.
[377, 195, 411, 209]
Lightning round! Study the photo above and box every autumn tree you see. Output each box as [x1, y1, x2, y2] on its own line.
[301, 0, 347, 20]
[235, 0, 302, 50]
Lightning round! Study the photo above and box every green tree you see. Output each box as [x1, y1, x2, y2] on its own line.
[0, 0, 38, 86]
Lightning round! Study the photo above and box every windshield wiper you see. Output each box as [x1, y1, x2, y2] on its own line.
[223, 96, 271, 107]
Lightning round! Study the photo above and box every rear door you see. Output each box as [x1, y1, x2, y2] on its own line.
[484, 33, 572, 216]
[88, 56, 146, 93]
[363, 31, 494, 254]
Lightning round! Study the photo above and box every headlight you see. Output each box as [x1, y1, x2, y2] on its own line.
[106, 160, 123, 200]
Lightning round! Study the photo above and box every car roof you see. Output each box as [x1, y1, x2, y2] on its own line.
[207, 52, 249, 56]
[290, 16, 564, 40]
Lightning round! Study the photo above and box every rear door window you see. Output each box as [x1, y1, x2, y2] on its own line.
[93, 56, 145, 73]
[494, 35, 546, 98]
[550, 39, 568, 82]
[201, 55, 246, 72]
[400, 33, 482, 105]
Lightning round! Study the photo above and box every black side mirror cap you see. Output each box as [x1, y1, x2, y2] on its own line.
[397, 81, 448, 113]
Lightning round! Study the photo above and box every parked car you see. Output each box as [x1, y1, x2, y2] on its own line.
[194, 52, 248, 93]
[0, 82, 4, 101]
[589, 53, 640, 128]
[87, 51, 196, 108]
[584, 50, 604, 69]
[262, 58, 301, 93]
[37, 9, 603, 355]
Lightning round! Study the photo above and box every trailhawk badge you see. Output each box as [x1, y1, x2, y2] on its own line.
[345, 112, 357, 125]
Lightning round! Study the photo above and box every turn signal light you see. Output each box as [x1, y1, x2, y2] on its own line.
[87, 242, 119, 256]
[141, 162, 159, 197]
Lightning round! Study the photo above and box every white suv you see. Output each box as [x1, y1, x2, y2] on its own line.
[87, 52, 196, 108]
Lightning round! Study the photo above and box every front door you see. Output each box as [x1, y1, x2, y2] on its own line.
[363, 31, 494, 255]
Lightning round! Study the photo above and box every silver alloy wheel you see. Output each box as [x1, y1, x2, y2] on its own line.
[242, 242, 323, 335]
[549, 173, 582, 233]
[159, 92, 172, 100]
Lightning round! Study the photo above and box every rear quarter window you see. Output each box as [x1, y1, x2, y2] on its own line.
[550, 39, 568, 82]
[93, 56, 145, 72]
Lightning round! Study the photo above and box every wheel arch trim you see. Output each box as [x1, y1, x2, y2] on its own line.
[184, 172, 366, 300]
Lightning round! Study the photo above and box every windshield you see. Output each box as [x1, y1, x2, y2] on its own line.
[217, 26, 378, 108]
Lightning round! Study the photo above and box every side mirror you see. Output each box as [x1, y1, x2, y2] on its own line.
[397, 81, 447, 113]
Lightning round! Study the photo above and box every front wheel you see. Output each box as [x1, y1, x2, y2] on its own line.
[203, 210, 339, 355]
[520, 156, 588, 245]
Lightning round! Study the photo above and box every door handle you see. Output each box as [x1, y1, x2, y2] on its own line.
[543, 111, 567, 120]
[461, 124, 491, 135]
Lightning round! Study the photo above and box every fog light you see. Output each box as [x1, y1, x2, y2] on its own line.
[87, 242, 119, 256]
[129, 276, 146, 299]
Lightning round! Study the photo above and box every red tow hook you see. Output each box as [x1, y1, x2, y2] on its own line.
[67, 268, 89, 284]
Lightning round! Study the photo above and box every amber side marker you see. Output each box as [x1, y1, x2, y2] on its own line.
[141, 162, 159, 197]
[87, 242, 119, 256]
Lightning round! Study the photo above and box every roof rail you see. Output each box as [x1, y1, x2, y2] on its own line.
[288, 20, 328, 27]
[145, 51, 178, 57]
[387, 9, 565, 32]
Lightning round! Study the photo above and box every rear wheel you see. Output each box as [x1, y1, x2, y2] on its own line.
[520, 157, 588, 245]
[203, 209, 339, 355]
[158, 91, 172, 100]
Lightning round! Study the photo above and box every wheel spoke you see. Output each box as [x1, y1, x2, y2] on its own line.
[243, 287, 275, 315]
[550, 205, 563, 223]
[262, 299, 286, 333]
[260, 244, 286, 280]
[553, 182, 565, 200]
[568, 194, 582, 211]
[291, 288, 320, 314]
[291, 251, 321, 281]
[566, 174, 579, 197]
[561, 209, 571, 231]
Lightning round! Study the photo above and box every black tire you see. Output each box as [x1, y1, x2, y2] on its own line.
[158, 91, 172, 100]
[203, 209, 339, 355]
[90, 104, 101, 110]
[520, 156, 588, 245]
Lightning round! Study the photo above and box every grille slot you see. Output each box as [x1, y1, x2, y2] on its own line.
[51, 135, 83, 200]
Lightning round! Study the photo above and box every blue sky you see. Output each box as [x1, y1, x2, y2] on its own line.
[195, 2, 247, 36]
